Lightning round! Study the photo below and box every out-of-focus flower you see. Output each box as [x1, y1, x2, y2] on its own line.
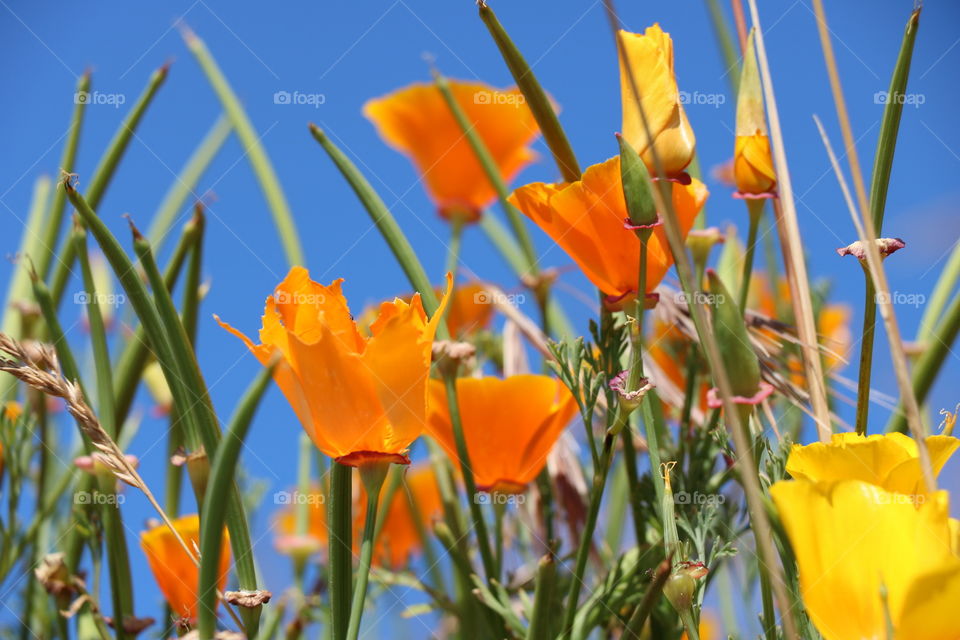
[140, 514, 230, 622]
[274, 465, 443, 569]
[142, 360, 173, 417]
[733, 29, 776, 196]
[509, 156, 707, 311]
[680, 612, 719, 640]
[618, 25, 696, 178]
[648, 318, 709, 416]
[364, 81, 540, 223]
[771, 479, 960, 640]
[218, 268, 452, 466]
[785, 432, 958, 497]
[3, 401, 22, 422]
[426, 375, 577, 493]
[357, 283, 495, 340]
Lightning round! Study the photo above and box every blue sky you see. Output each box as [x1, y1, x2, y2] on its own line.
[2, 0, 959, 636]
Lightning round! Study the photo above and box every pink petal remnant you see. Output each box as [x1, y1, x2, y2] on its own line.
[623, 216, 663, 231]
[706, 381, 775, 409]
[836, 237, 906, 260]
[609, 370, 656, 404]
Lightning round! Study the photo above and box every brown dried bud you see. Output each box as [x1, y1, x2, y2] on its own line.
[223, 589, 273, 608]
[836, 237, 906, 260]
[432, 340, 477, 377]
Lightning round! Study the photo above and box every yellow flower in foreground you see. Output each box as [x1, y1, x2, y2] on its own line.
[786, 432, 959, 497]
[771, 480, 960, 640]
[218, 268, 452, 465]
[364, 81, 539, 222]
[426, 375, 577, 493]
[509, 156, 707, 310]
[619, 25, 696, 178]
[140, 515, 230, 621]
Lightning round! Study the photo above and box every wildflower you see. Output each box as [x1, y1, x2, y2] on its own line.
[770, 479, 960, 640]
[733, 29, 776, 196]
[426, 374, 577, 493]
[619, 25, 696, 178]
[509, 156, 708, 311]
[3, 401, 22, 422]
[218, 268, 452, 465]
[364, 81, 539, 223]
[784, 432, 958, 497]
[140, 515, 230, 622]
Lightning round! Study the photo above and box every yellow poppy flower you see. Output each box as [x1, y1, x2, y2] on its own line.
[785, 432, 959, 497]
[426, 375, 577, 493]
[364, 81, 539, 222]
[771, 480, 960, 640]
[619, 25, 696, 178]
[140, 514, 230, 622]
[733, 29, 776, 195]
[218, 268, 452, 465]
[509, 156, 707, 310]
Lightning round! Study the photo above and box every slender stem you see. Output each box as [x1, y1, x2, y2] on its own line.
[917, 241, 960, 342]
[346, 462, 390, 640]
[441, 374, 498, 582]
[855, 269, 877, 435]
[444, 218, 463, 280]
[738, 200, 764, 313]
[560, 431, 615, 638]
[329, 462, 353, 640]
[525, 553, 557, 640]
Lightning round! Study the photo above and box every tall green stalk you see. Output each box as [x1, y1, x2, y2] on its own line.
[329, 463, 353, 640]
[346, 462, 390, 640]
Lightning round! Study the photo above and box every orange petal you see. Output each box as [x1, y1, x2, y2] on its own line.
[364, 81, 539, 215]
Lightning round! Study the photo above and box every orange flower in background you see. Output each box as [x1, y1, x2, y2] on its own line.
[218, 267, 452, 466]
[509, 156, 708, 310]
[445, 282, 496, 338]
[274, 466, 443, 569]
[426, 375, 578, 493]
[3, 401, 22, 422]
[619, 25, 696, 178]
[140, 515, 230, 621]
[648, 318, 709, 416]
[364, 81, 540, 222]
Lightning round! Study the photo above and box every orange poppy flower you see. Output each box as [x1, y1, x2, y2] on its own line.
[274, 466, 443, 569]
[356, 282, 494, 339]
[508, 156, 708, 310]
[364, 81, 540, 222]
[426, 375, 578, 493]
[217, 268, 453, 466]
[3, 401, 22, 422]
[140, 514, 230, 621]
[734, 134, 776, 195]
[619, 25, 696, 178]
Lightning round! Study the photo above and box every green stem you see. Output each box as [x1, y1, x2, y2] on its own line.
[525, 553, 557, 640]
[196, 364, 274, 639]
[560, 432, 615, 638]
[887, 292, 960, 433]
[147, 115, 231, 250]
[49, 64, 170, 309]
[329, 462, 353, 640]
[184, 30, 304, 266]
[738, 200, 764, 313]
[478, 2, 581, 182]
[917, 241, 960, 342]
[346, 462, 390, 640]
[855, 269, 877, 435]
[445, 218, 463, 280]
[441, 374, 498, 582]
